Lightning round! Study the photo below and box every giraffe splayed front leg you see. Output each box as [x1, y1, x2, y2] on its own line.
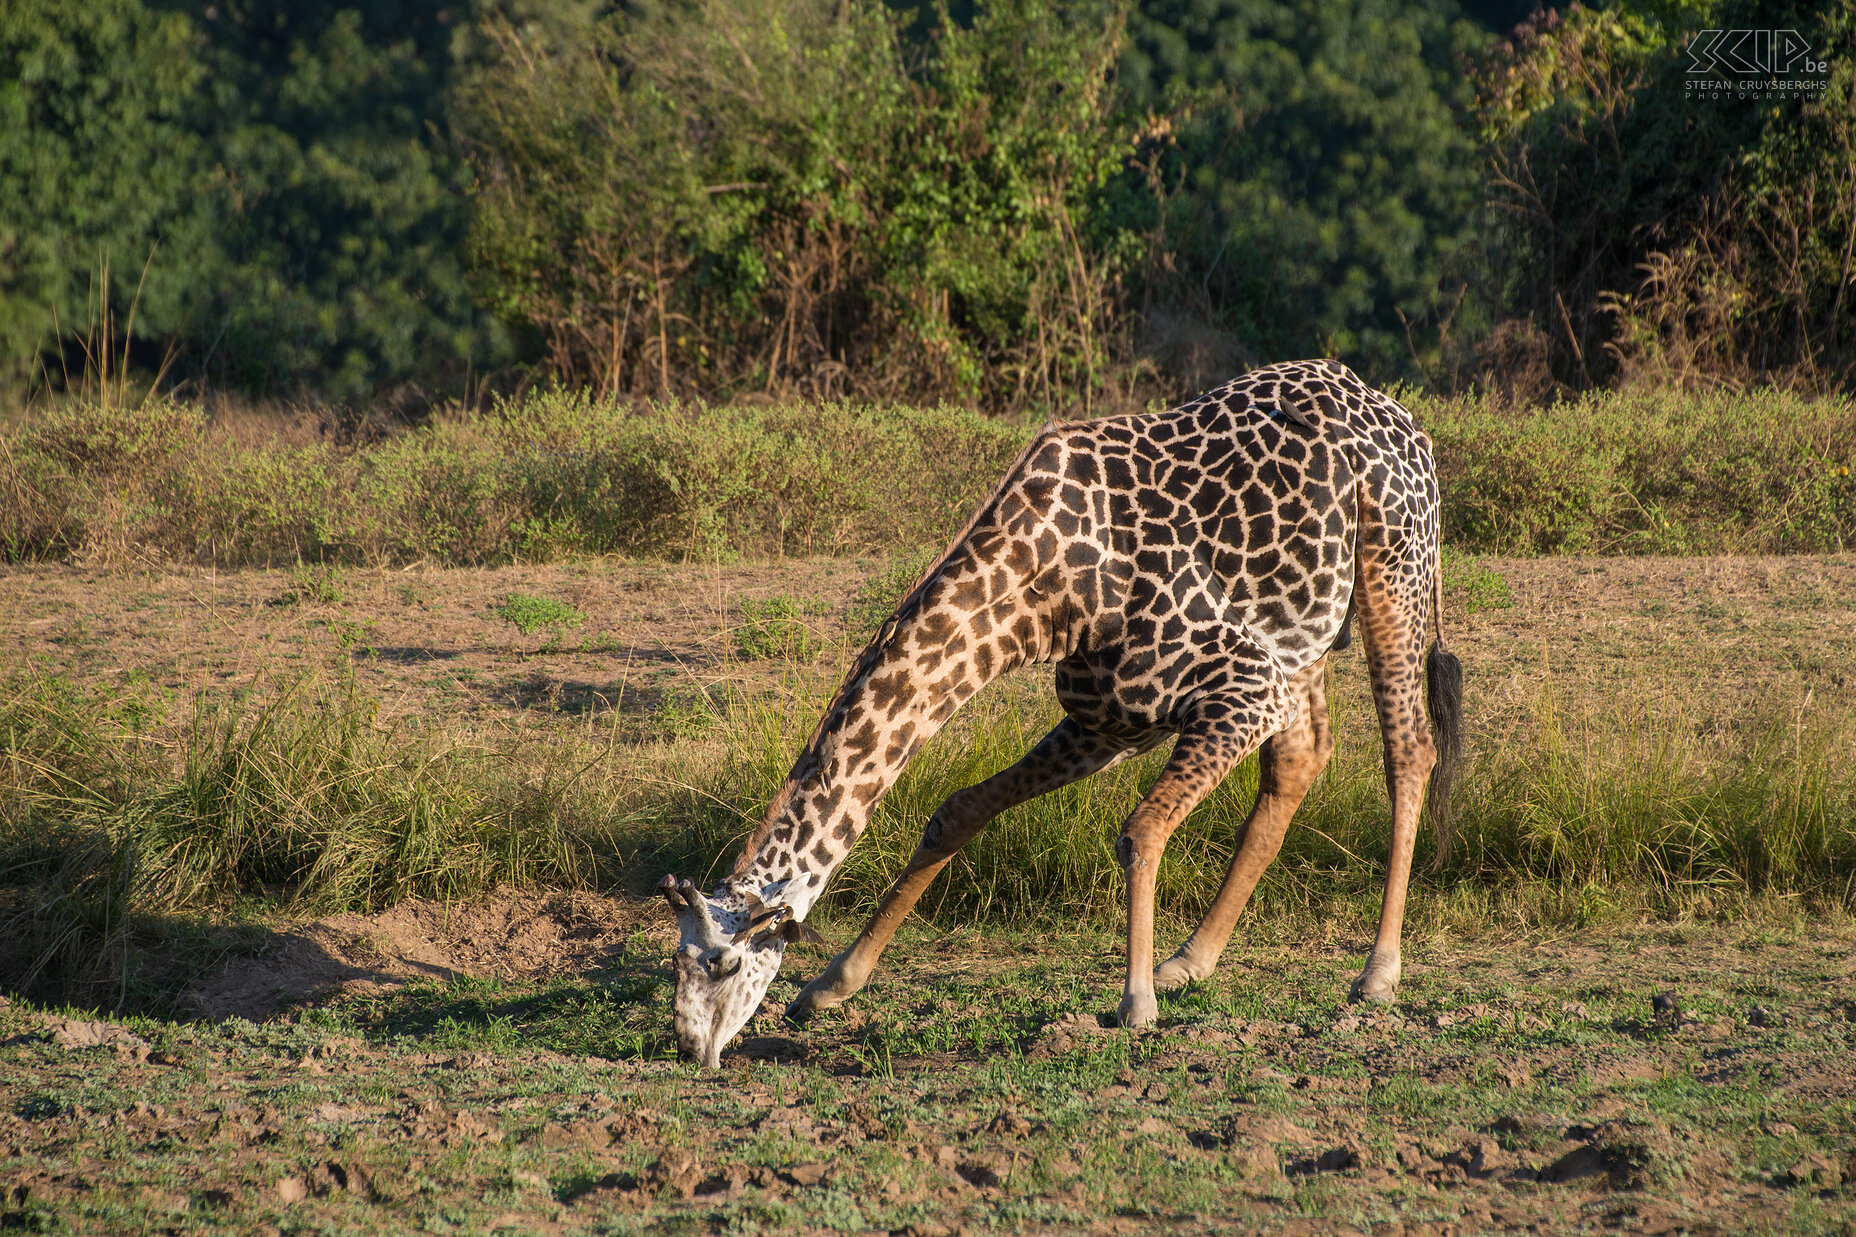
[1117, 669, 1294, 1028]
[1152, 657, 1334, 992]
[788, 720, 1146, 1023]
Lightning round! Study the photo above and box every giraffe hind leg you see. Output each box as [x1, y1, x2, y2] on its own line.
[1348, 551, 1437, 1004]
[785, 719, 1135, 1025]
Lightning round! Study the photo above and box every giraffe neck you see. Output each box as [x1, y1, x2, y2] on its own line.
[729, 555, 1057, 918]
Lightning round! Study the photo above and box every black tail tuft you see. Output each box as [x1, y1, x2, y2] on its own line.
[1424, 642, 1464, 871]
[1328, 593, 1355, 653]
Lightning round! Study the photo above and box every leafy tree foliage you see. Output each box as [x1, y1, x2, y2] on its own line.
[187, 2, 498, 402]
[1, 0, 501, 403]
[0, 0, 218, 386]
[5, 0, 1851, 405]
[1478, 0, 1856, 392]
[1119, 0, 1490, 385]
[458, 0, 1134, 409]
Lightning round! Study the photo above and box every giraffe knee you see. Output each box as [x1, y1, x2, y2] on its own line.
[1117, 826, 1161, 873]
[919, 787, 981, 855]
[919, 810, 955, 856]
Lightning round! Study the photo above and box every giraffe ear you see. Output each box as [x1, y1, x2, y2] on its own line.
[746, 907, 822, 948]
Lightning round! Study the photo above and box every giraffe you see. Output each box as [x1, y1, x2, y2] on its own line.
[658, 358, 1464, 1068]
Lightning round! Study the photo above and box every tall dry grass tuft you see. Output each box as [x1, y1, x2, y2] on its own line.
[3, 660, 1852, 1003]
[626, 668, 1856, 928]
[0, 673, 592, 1002]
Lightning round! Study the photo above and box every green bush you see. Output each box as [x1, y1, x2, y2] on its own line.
[2, 387, 1851, 567]
[1413, 386, 1856, 554]
[1478, 1, 1856, 392]
[490, 594, 584, 638]
[1121, 0, 1488, 383]
[1439, 548, 1514, 614]
[457, 0, 1136, 410]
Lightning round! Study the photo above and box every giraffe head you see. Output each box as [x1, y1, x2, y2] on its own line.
[658, 874, 821, 1067]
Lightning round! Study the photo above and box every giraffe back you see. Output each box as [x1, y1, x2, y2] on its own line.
[915, 358, 1438, 735]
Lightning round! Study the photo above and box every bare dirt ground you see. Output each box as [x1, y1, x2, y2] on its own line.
[3, 554, 1855, 1234]
[1, 891, 1853, 1235]
[3, 553, 1854, 745]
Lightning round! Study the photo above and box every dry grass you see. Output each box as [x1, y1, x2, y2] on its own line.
[3, 386, 1853, 566]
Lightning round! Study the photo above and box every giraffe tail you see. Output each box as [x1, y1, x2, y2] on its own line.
[1424, 560, 1464, 871]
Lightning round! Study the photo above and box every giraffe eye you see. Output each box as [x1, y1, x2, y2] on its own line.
[704, 948, 742, 979]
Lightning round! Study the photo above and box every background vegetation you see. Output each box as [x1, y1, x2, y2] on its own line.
[4, 0, 1854, 1017]
[3, 387, 1850, 568]
[6, 0, 1851, 410]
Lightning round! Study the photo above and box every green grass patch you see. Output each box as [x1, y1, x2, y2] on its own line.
[734, 597, 822, 661]
[490, 593, 585, 637]
[1440, 548, 1515, 614]
[274, 562, 347, 607]
[359, 967, 675, 1061]
[848, 548, 939, 634]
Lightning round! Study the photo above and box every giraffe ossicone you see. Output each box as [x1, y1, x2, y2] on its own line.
[661, 359, 1465, 1068]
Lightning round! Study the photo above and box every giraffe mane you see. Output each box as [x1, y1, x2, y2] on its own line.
[727, 423, 1063, 885]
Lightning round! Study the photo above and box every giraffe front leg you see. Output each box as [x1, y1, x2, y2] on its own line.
[1118, 686, 1287, 1027]
[787, 720, 1133, 1025]
[785, 801, 974, 1024]
[1155, 659, 1333, 992]
[784, 836, 950, 1023]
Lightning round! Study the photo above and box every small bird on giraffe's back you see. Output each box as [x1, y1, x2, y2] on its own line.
[659, 358, 1465, 1069]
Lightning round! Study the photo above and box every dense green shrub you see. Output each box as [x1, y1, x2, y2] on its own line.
[457, 0, 1135, 410]
[1, 1, 503, 402]
[0, 0, 217, 389]
[4, 390, 1853, 565]
[1478, 1, 1856, 393]
[1418, 386, 1856, 554]
[0, 394, 1032, 565]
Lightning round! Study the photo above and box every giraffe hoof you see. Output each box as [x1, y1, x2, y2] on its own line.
[1117, 990, 1159, 1028]
[1347, 974, 1398, 1005]
[783, 980, 848, 1026]
[1152, 953, 1211, 992]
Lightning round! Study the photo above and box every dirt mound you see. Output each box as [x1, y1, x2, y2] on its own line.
[185, 888, 668, 1021]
